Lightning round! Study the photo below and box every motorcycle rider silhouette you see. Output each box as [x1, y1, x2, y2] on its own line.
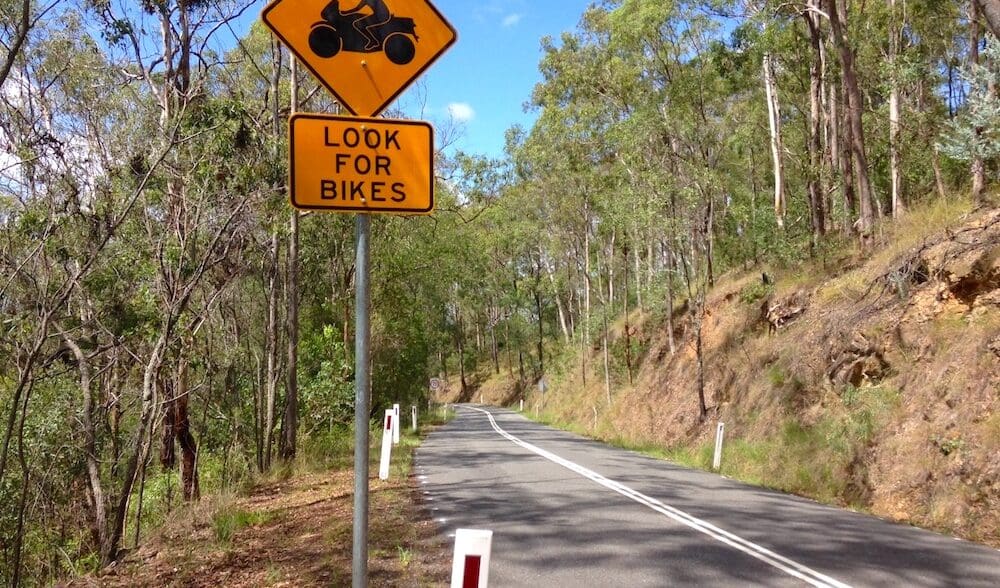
[338, 0, 390, 50]
[312, 0, 418, 65]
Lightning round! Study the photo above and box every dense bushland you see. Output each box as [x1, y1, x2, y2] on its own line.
[1, 0, 996, 583]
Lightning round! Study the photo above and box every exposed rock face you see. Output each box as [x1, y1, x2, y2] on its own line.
[922, 211, 1000, 310]
[827, 331, 892, 387]
[762, 289, 810, 334]
[946, 245, 1000, 309]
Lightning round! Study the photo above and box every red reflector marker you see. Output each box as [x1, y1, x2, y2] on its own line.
[462, 555, 481, 588]
[451, 529, 492, 587]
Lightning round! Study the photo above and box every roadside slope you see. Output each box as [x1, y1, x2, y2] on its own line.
[70, 434, 450, 587]
[444, 201, 1000, 546]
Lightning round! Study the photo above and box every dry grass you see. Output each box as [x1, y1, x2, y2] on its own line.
[70, 428, 450, 587]
[875, 196, 976, 258]
[815, 197, 975, 305]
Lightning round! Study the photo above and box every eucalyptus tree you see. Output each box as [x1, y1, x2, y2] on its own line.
[525, 11, 635, 391]
[0, 0, 61, 89]
[975, 0, 1000, 37]
[826, 0, 879, 245]
[940, 35, 1000, 203]
[522, 1, 730, 413]
[0, 9, 186, 578]
[969, 1, 989, 201]
[0, 1, 271, 578]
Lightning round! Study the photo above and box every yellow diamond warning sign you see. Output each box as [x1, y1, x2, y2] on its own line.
[263, 0, 457, 116]
[289, 114, 434, 214]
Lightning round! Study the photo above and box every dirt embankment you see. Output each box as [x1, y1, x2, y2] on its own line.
[449, 205, 1000, 547]
[68, 456, 449, 587]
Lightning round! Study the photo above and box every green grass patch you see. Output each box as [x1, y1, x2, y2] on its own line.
[739, 280, 774, 304]
[767, 364, 787, 387]
[212, 507, 272, 544]
[397, 545, 414, 568]
[711, 386, 901, 505]
[299, 425, 357, 472]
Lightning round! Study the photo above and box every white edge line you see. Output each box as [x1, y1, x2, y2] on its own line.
[467, 406, 851, 588]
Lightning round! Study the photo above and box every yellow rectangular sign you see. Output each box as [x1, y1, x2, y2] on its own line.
[289, 114, 434, 214]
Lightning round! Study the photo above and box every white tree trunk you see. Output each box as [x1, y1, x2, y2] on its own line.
[583, 202, 592, 349]
[283, 58, 300, 461]
[607, 230, 616, 310]
[545, 262, 571, 343]
[634, 242, 643, 313]
[889, 0, 905, 218]
[264, 231, 279, 471]
[763, 53, 786, 227]
[62, 332, 109, 561]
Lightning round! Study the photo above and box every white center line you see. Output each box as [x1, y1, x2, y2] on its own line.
[466, 406, 851, 588]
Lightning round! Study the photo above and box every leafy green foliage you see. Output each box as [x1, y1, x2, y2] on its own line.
[0, 0, 993, 582]
[939, 36, 1000, 164]
[299, 326, 355, 433]
[739, 281, 774, 305]
[213, 508, 271, 544]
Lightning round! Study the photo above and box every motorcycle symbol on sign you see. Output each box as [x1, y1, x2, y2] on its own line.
[309, 0, 418, 65]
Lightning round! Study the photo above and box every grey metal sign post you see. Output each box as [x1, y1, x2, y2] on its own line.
[352, 214, 371, 588]
[260, 2, 456, 584]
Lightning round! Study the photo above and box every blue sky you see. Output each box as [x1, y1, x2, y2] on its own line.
[230, 0, 593, 156]
[244, 0, 595, 158]
[390, 0, 594, 158]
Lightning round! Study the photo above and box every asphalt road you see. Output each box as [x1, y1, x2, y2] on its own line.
[414, 405, 1000, 587]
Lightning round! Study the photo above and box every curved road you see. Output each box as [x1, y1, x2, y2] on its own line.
[414, 405, 1000, 587]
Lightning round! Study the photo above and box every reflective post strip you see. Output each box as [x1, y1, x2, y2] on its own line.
[379, 409, 393, 480]
[393, 403, 401, 445]
[462, 555, 482, 588]
[451, 529, 493, 588]
[713, 422, 725, 471]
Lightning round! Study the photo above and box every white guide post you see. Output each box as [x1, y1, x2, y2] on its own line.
[713, 422, 725, 471]
[379, 409, 393, 480]
[392, 403, 400, 445]
[450, 529, 493, 588]
[519, 399, 524, 412]
[411, 405, 418, 432]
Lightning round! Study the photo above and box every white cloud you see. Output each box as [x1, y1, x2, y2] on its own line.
[502, 13, 523, 27]
[447, 102, 476, 123]
[1, 70, 103, 208]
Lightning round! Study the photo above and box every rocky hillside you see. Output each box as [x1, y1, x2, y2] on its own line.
[447, 201, 1000, 547]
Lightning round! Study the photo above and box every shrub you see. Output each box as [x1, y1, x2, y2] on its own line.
[739, 280, 774, 304]
[212, 507, 270, 544]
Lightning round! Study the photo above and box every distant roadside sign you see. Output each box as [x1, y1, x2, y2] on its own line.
[289, 114, 434, 214]
[429, 378, 441, 391]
